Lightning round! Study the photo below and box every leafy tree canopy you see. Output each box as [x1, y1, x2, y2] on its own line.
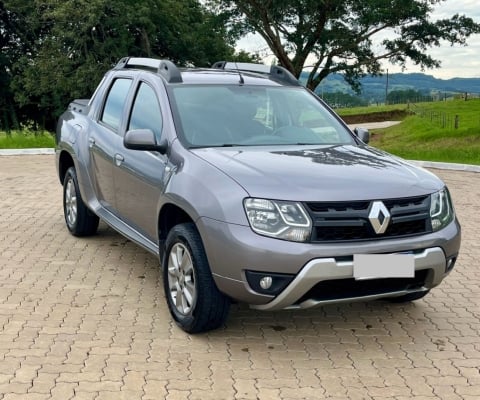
[209, 0, 480, 91]
[321, 92, 368, 108]
[387, 89, 425, 104]
[1, 0, 251, 130]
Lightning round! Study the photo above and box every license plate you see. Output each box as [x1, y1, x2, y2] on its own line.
[353, 253, 415, 280]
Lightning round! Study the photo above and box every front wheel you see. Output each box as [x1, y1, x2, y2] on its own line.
[163, 223, 230, 333]
[63, 167, 99, 236]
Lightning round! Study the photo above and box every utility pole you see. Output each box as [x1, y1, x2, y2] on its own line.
[385, 69, 389, 105]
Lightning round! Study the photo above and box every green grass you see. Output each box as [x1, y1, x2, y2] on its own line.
[0, 130, 55, 149]
[337, 103, 409, 116]
[2, 99, 479, 165]
[368, 99, 480, 165]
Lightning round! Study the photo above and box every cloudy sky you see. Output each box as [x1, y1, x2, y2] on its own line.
[236, 0, 480, 79]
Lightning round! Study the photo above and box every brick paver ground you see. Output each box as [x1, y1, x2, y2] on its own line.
[0, 155, 479, 400]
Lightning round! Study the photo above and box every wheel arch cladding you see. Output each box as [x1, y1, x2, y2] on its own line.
[59, 151, 75, 184]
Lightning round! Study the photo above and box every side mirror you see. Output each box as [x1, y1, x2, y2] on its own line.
[354, 127, 370, 144]
[124, 129, 167, 154]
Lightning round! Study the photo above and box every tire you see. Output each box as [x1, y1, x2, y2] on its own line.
[163, 223, 230, 333]
[63, 167, 99, 236]
[387, 290, 430, 303]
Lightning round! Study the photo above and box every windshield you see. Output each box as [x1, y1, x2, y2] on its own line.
[170, 85, 355, 147]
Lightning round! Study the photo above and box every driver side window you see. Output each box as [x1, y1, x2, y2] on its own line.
[128, 82, 163, 141]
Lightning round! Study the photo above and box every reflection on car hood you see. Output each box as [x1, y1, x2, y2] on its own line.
[192, 145, 444, 201]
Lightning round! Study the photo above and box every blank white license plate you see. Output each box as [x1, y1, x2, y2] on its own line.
[353, 254, 414, 280]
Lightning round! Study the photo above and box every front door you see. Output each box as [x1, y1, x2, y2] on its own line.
[112, 81, 167, 242]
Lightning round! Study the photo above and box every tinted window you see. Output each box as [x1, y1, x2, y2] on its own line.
[129, 82, 163, 141]
[101, 78, 132, 131]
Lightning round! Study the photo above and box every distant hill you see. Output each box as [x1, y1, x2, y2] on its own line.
[299, 72, 480, 103]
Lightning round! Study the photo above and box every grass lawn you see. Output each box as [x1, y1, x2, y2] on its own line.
[337, 103, 409, 116]
[342, 99, 480, 165]
[2, 99, 479, 165]
[0, 130, 55, 149]
[370, 116, 480, 165]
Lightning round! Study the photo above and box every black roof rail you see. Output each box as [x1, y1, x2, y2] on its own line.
[114, 57, 182, 83]
[212, 61, 300, 86]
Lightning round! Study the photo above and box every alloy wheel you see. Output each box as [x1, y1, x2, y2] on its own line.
[65, 178, 77, 226]
[167, 243, 197, 315]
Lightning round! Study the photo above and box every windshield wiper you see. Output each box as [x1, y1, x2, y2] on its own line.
[189, 144, 243, 149]
[190, 143, 325, 149]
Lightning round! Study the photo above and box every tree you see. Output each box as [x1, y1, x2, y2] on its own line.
[387, 89, 425, 104]
[0, 1, 29, 131]
[210, 0, 480, 91]
[321, 92, 367, 108]
[2, 0, 247, 130]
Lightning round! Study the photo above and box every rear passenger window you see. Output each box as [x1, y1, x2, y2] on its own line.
[128, 82, 163, 141]
[100, 78, 132, 131]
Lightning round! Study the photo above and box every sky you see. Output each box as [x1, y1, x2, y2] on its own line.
[236, 0, 480, 79]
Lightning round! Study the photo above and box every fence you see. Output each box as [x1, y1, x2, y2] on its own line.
[387, 92, 480, 106]
[409, 104, 459, 129]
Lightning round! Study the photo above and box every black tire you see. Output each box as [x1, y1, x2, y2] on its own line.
[63, 167, 99, 236]
[387, 290, 430, 303]
[163, 223, 230, 333]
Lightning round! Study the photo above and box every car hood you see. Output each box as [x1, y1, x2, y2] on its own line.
[191, 145, 444, 201]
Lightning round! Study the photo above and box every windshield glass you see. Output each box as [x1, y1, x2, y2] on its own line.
[170, 85, 355, 147]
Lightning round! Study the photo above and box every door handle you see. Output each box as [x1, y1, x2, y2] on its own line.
[114, 153, 124, 167]
[88, 138, 95, 148]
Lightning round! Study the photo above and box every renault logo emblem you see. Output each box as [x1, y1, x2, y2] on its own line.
[368, 201, 391, 234]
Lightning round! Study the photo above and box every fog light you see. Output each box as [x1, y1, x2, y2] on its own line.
[245, 270, 295, 296]
[446, 256, 457, 272]
[260, 276, 273, 290]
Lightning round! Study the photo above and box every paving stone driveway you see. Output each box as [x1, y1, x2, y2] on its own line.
[0, 155, 479, 400]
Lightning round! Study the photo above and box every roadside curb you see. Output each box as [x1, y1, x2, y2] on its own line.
[0, 148, 55, 156]
[0, 148, 478, 173]
[408, 160, 480, 173]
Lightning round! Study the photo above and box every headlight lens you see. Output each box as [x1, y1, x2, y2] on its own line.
[244, 198, 312, 242]
[430, 188, 455, 232]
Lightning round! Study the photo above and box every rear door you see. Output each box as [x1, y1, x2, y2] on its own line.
[88, 77, 133, 211]
[112, 79, 168, 242]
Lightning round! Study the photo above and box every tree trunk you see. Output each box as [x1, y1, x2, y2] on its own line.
[141, 28, 152, 57]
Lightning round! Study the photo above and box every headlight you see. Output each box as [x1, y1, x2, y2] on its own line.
[430, 188, 455, 232]
[244, 198, 312, 242]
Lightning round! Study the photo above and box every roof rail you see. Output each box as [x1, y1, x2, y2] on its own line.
[114, 57, 182, 83]
[211, 61, 300, 86]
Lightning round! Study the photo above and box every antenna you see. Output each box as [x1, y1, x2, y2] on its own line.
[234, 62, 245, 85]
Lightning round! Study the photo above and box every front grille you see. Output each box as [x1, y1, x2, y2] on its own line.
[305, 195, 431, 242]
[296, 269, 430, 304]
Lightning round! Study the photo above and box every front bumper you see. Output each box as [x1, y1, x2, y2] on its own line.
[197, 217, 461, 309]
[251, 247, 449, 310]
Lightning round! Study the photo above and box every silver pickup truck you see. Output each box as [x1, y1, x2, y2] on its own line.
[56, 57, 461, 333]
